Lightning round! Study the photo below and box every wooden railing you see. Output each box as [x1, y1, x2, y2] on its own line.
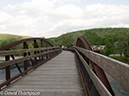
[74, 36, 129, 96]
[0, 47, 60, 69]
[0, 38, 62, 90]
[75, 46, 129, 93]
[75, 48, 111, 96]
[74, 36, 114, 96]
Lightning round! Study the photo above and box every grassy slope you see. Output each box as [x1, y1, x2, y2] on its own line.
[0, 34, 31, 42]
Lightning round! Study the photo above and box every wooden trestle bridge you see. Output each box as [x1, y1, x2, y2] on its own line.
[0, 36, 129, 96]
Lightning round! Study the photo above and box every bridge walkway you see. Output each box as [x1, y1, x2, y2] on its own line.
[3, 51, 85, 96]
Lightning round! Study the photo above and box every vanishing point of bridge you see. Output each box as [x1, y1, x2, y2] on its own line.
[0, 36, 129, 96]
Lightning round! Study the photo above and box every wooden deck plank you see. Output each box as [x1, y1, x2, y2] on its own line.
[3, 51, 85, 96]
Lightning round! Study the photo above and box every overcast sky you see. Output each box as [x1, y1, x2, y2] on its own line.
[0, 0, 129, 38]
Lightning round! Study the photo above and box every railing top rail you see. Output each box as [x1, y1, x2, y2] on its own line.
[0, 47, 59, 56]
[0, 38, 53, 50]
[75, 46, 129, 92]
[0, 49, 61, 69]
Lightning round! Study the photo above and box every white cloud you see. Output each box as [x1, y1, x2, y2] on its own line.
[54, 4, 83, 18]
[112, 23, 129, 28]
[1, 1, 129, 38]
[19, 10, 28, 15]
[0, 11, 13, 22]
[5, 0, 54, 10]
[0, 11, 14, 31]
[52, 0, 80, 4]
[4, 4, 18, 10]
[84, 3, 129, 27]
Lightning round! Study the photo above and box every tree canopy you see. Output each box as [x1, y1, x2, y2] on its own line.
[61, 33, 74, 47]
[117, 31, 129, 57]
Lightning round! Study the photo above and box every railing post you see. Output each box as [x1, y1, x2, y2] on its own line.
[5, 55, 10, 81]
[34, 40, 40, 64]
[40, 40, 43, 61]
[23, 42, 28, 71]
[42, 40, 45, 60]
[48, 45, 50, 58]
[41, 40, 43, 47]
[45, 42, 48, 59]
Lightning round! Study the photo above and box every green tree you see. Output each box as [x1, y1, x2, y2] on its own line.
[0, 38, 22, 50]
[0, 40, 8, 47]
[83, 30, 103, 46]
[117, 31, 129, 57]
[73, 32, 83, 45]
[61, 33, 74, 47]
[104, 39, 116, 56]
[102, 33, 117, 56]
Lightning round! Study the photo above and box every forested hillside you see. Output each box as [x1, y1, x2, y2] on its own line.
[47, 28, 129, 46]
[1, 28, 129, 47]
[47, 27, 129, 62]
[0, 34, 31, 47]
[1, 28, 129, 58]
